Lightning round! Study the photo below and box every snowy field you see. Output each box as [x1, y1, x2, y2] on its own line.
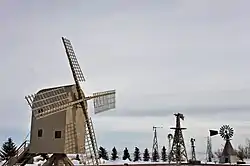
[1, 155, 250, 166]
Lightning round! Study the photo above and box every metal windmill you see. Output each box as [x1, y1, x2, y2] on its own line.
[219, 125, 236, 163]
[169, 113, 188, 163]
[167, 133, 173, 153]
[190, 138, 196, 161]
[152, 126, 162, 162]
[206, 129, 218, 162]
[24, 37, 116, 166]
[167, 133, 173, 163]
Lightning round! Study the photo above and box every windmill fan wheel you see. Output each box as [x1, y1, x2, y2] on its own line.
[167, 133, 173, 140]
[219, 125, 234, 140]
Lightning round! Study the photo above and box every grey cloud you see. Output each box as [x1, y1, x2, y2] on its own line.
[97, 105, 250, 118]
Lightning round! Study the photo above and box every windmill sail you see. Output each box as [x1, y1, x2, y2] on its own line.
[62, 37, 85, 83]
[93, 90, 116, 114]
[209, 130, 218, 137]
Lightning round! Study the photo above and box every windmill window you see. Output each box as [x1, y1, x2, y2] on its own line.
[55, 131, 61, 139]
[38, 109, 44, 113]
[38, 129, 43, 137]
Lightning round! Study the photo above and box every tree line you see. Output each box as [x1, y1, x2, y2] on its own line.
[0, 137, 168, 162]
[99, 146, 168, 162]
[4, 137, 250, 162]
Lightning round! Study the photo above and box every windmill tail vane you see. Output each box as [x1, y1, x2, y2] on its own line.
[209, 130, 218, 137]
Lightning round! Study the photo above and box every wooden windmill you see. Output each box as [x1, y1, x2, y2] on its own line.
[25, 37, 116, 166]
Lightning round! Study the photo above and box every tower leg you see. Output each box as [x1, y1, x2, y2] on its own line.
[42, 154, 74, 166]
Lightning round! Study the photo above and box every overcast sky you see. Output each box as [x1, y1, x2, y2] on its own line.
[1, 0, 250, 160]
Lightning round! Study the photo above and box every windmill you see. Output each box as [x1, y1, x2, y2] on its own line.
[167, 134, 173, 153]
[206, 129, 218, 162]
[190, 138, 196, 161]
[24, 37, 116, 166]
[152, 126, 162, 162]
[167, 133, 173, 162]
[188, 138, 201, 164]
[219, 125, 237, 163]
[169, 113, 188, 163]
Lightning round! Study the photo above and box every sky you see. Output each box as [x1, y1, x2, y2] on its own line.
[1, 0, 250, 161]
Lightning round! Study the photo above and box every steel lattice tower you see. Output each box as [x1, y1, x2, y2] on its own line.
[169, 113, 188, 163]
[206, 136, 213, 162]
[190, 138, 196, 161]
[152, 126, 162, 161]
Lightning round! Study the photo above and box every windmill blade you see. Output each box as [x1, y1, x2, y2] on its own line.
[92, 90, 116, 114]
[62, 37, 85, 83]
[25, 87, 84, 119]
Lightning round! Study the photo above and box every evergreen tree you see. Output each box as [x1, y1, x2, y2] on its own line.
[143, 148, 150, 161]
[152, 149, 159, 162]
[161, 146, 167, 162]
[111, 147, 118, 160]
[0, 137, 17, 160]
[122, 147, 131, 161]
[98, 146, 109, 160]
[133, 147, 141, 162]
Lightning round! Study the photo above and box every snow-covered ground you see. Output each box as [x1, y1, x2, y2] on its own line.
[1, 155, 250, 166]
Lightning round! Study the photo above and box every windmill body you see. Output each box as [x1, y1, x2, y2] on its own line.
[29, 85, 86, 154]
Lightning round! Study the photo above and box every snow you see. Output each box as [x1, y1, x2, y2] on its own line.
[2, 155, 250, 166]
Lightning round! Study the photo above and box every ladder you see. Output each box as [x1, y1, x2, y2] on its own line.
[2, 140, 33, 166]
[81, 118, 100, 165]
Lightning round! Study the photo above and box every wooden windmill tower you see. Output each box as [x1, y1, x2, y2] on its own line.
[25, 37, 116, 166]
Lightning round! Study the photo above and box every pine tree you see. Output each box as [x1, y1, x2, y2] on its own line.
[152, 149, 159, 162]
[122, 147, 131, 161]
[143, 148, 150, 161]
[0, 137, 17, 160]
[133, 147, 141, 162]
[161, 146, 167, 162]
[98, 146, 109, 160]
[111, 147, 118, 160]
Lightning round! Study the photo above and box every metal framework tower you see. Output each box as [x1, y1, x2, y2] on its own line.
[206, 136, 213, 162]
[167, 133, 173, 161]
[190, 138, 196, 161]
[206, 130, 218, 162]
[152, 126, 162, 161]
[169, 113, 188, 163]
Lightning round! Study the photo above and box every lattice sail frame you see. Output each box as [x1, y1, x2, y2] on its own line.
[25, 87, 70, 119]
[62, 37, 85, 82]
[25, 88, 116, 119]
[93, 90, 116, 114]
